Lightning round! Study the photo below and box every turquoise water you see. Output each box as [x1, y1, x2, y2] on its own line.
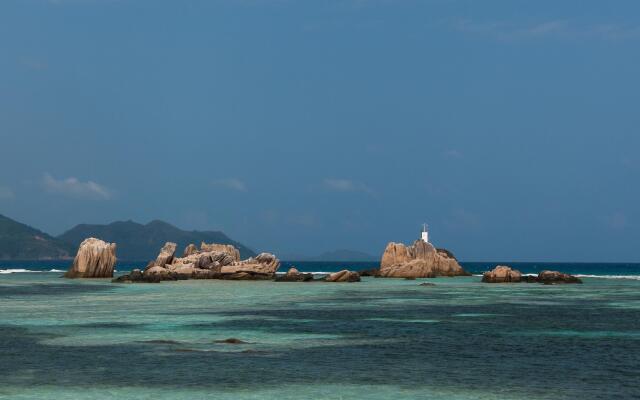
[1, 267, 640, 399]
[3, 260, 640, 278]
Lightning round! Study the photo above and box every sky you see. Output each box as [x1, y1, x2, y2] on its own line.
[1, 0, 639, 262]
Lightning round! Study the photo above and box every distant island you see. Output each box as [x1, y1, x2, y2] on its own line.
[0, 214, 255, 261]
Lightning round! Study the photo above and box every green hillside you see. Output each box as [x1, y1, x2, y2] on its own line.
[0, 214, 74, 260]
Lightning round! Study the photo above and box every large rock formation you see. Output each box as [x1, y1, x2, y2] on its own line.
[115, 241, 280, 283]
[482, 265, 523, 283]
[64, 238, 117, 278]
[379, 240, 469, 278]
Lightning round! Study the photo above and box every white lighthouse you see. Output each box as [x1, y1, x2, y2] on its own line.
[421, 223, 429, 243]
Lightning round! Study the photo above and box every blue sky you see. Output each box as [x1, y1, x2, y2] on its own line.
[1, 0, 639, 261]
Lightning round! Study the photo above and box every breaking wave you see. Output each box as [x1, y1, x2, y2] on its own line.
[0, 268, 64, 274]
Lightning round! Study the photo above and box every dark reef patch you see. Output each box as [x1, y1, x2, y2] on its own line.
[0, 283, 117, 297]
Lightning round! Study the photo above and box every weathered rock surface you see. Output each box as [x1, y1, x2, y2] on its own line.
[64, 237, 117, 278]
[155, 242, 176, 267]
[482, 265, 523, 283]
[200, 242, 240, 262]
[537, 270, 582, 284]
[183, 243, 198, 257]
[379, 240, 469, 278]
[221, 252, 280, 275]
[275, 267, 314, 282]
[325, 270, 360, 282]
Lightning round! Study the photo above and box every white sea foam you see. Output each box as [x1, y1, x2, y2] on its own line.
[0, 268, 32, 274]
[0, 268, 65, 274]
[575, 274, 640, 281]
[473, 273, 640, 280]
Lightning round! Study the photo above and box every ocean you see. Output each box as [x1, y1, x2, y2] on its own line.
[1, 261, 639, 399]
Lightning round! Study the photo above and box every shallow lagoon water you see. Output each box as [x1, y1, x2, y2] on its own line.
[1, 271, 639, 399]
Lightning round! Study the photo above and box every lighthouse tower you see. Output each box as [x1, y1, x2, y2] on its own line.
[421, 223, 429, 243]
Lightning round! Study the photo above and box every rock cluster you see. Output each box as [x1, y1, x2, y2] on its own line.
[379, 240, 469, 278]
[482, 265, 523, 283]
[325, 269, 361, 282]
[482, 266, 582, 284]
[536, 270, 583, 284]
[114, 242, 279, 283]
[64, 238, 117, 278]
[275, 267, 314, 282]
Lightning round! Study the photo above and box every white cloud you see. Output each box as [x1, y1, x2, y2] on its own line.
[447, 18, 640, 41]
[323, 178, 373, 194]
[287, 213, 319, 228]
[212, 178, 247, 192]
[603, 212, 628, 230]
[0, 186, 14, 199]
[42, 173, 111, 200]
[443, 208, 481, 232]
[443, 149, 463, 159]
[323, 178, 356, 191]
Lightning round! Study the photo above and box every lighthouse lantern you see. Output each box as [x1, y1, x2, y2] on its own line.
[421, 223, 429, 243]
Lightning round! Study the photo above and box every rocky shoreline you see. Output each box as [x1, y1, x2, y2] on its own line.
[482, 265, 582, 284]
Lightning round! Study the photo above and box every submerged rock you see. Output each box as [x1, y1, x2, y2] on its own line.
[64, 238, 117, 278]
[325, 270, 360, 282]
[482, 265, 523, 283]
[357, 268, 380, 277]
[537, 270, 582, 284]
[275, 267, 314, 282]
[222, 271, 273, 280]
[215, 338, 248, 344]
[379, 240, 469, 278]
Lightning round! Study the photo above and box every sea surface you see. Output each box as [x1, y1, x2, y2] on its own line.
[1, 261, 639, 399]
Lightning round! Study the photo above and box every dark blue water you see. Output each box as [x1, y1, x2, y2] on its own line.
[2, 260, 640, 277]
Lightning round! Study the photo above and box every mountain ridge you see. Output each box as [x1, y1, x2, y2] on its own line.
[0, 213, 255, 261]
[58, 219, 256, 261]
